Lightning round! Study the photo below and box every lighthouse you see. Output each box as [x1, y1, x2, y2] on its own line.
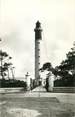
[34, 21, 42, 85]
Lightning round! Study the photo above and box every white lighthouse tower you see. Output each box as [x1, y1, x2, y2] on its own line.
[34, 21, 42, 85]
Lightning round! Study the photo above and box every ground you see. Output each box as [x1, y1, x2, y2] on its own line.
[0, 86, 75, 117]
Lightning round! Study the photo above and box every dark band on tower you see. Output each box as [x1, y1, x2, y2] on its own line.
[34, 21, 42, 40]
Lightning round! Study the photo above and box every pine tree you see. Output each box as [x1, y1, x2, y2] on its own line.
[0, 50, 12, 79]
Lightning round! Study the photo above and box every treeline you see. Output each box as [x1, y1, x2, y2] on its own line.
[41, 41, 75, 87]
[0, 50, 27, 88]
[54, 42, 75, 87]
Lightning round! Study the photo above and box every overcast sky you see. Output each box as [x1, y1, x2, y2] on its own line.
[0, 0, 75, 79]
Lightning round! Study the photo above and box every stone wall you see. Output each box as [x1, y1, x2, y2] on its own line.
[0, 87, 23, 93]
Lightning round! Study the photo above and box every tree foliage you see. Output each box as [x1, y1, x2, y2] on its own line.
[41, 42, 75, 87]
[0, 50, 12, 79]
[56, 42, 75, 77]
[54, 42, 75, 86]
[40, 62, 53, 71]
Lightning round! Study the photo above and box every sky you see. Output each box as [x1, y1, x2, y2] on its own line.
[0, 0, 75, 79]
